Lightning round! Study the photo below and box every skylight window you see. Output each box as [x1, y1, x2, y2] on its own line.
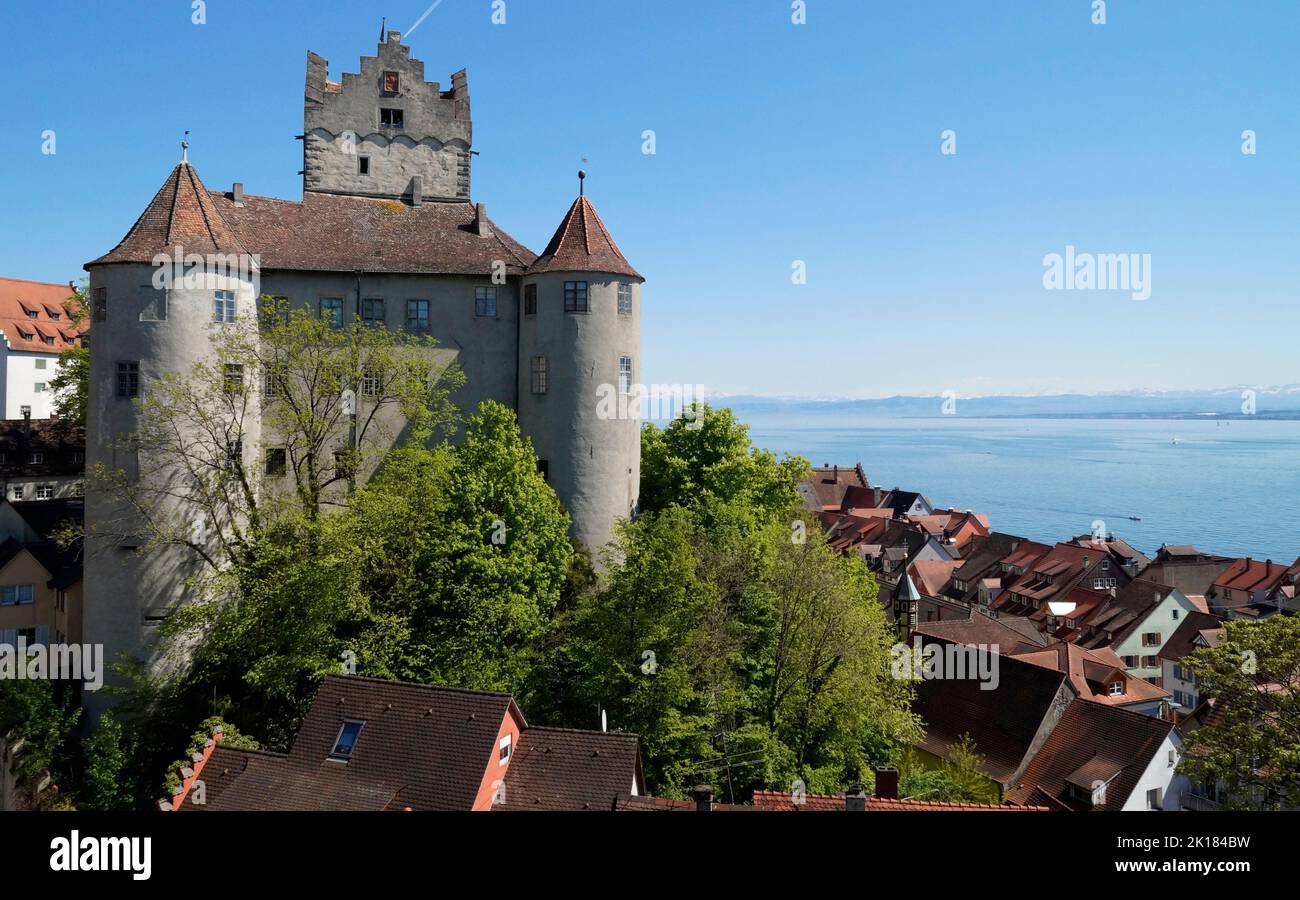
[330, 720, 364, 761]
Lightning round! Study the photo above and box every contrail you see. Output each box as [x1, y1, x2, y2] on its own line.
[405, 0, 447, 40]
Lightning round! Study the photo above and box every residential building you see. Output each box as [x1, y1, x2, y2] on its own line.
[1011, 641, 1170, 717]
[1144, 544, 1234, 600]
[1157, 612, 1226, 716]
[168, 675, 643, 812]
[1073, 579, 1200, 688]
[0, 499, 83, 648]
[0, 278, 86, 420]
[0, 419, 84, 503]
[1207, 557, 1297, 619]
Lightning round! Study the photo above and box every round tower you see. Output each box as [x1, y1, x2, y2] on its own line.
[83, 154, 259, 708]
[517, 175, 643, 554]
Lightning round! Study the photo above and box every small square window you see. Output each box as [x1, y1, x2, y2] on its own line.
[34, 382, 45, 393]
[320, 298, 344, 329]
[36, 484, 54, 500]
[141, 290, 168, 322]
[11, 486, 23, 500]
[380, 108, 404, 129]
[362, 298, 385, 325]
[28, 451, 43, 465]
[35, 358, 46, 370]
[524, 284, 537, 316]
[265, 448, 287, 477]
[564, 281, 588, 313]
[361, 369, 382, 396]
[475, 287, 497, 318]
[358, 156, 371, 176]
[406, 299, 429, 331]
[330, 720, 365, 760]
[214, 290, 237, 323]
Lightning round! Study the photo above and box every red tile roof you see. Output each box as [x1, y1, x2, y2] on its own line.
[497, 727, 642, 811]
[527, 195, 641, 279]
[750, 791, 1048, 812]
[0, 278, 85, 353]
[1213, 557, 1296, 604]
[88, 163, 249, 266]
[1011, 642, 1170, 707]
[1005, 700, 1174, 811]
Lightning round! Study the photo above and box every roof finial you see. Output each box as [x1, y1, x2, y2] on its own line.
[181, 130, 190, 165]
[578, 169, 586, 197]
[380, 16, 386, 42]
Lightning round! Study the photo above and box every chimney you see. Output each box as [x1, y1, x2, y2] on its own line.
[692, 784, 713, 812]
[873, 486, 883, 506]
[386, 29, 402, 44]
[231, 182, 245, 207]
[874, 766, 899, 800]
[844, 783, 867, 812]
[833, 465, 838, 479]
[410, 175, 423, 207]
[475, 202, 492, 238]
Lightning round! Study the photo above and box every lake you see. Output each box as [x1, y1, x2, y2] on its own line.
[744, 417, 1300, 563]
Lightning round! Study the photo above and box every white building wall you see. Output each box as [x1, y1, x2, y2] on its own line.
[1, 350, 63, 419]
[1113, 589, 1198, 683]
[1120, 731, 1184, 811]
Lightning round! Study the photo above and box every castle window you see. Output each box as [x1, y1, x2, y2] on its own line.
[619, 356, 633, 395]
[224, 364, 244, 395]
[265, 448, 287, 477]
[358, 156, 371, 176]
[618, 283, 633, 316]
[361, 368, 382, 396]
[141, 289, 168, 322]
[531, 356, 548, 394]
[116, 361, 140, 398]
[475, 287, 497, 318]
[214, 290, 237, 323]
[362, 298, 386, 325]
[379, 108, 404, 129]
[383, 71, 400, 94]
[564, 281, 588, 313]
[319, 298, 344, 329]
[93, 287, 107, 322]
[523, 284, 537, 316]
[406, 299, 429, 331]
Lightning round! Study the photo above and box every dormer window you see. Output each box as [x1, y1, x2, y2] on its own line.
[1100, 559, 1110, 570]
[1108, 680, 1124, 696]
[27, 310, 38, 319]
[329, 720, 364, 761]
[380, 108, 404, 129]
[498, 734, 512, 765]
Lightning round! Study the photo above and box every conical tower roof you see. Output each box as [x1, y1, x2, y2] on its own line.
[528, 195, 641, 280]
[88, 162, 248, 266]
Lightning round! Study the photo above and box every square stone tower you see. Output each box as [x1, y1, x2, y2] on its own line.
[303, 30, 472, 202]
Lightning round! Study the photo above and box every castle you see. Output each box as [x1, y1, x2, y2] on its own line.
[82, 31, 643, 689]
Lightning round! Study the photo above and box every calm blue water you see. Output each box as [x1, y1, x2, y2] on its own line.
[746, 417, 1300, 563]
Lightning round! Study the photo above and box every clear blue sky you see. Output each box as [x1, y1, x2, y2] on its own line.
[3, 0, 1297, 397]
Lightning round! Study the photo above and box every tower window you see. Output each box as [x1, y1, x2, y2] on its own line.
[564, 281, 588, 313]
[214, 290, 237, 323]
[361, 368, 382, 396]
[263, 365, 285, 398]
[531, 356, 548, 394]
[379, 108, 404, 129]
[319, 298, 344, 329]
[224, 364, 244, 394]
[382, 70, 400, 94]
[523, 284, 537, 316]
[619, 356, 633, 395]
[116, 361, 140, 398]
[618, 283, 633, 316]
[475, 287, 497, 318]
[93, 287, 108, 322]
[358, 156, 371, 176]
[141, 289, 168, 322]
[406, 299, 429, 331]
[361, 298, 386, 325]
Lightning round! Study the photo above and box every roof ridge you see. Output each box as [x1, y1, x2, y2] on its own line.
[323, 672, 515, 701]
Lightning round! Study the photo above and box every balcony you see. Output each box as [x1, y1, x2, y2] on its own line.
[1181, 792, 1222, 812]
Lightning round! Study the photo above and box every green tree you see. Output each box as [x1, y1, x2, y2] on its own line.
[78, 715, 135, 811]
[1177, 616, 1300, 810]
[898, 735, 999, 804]
[640, 403, 809, 521]
[0, 680, 81, 809]
[49, 280, 89, 428]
